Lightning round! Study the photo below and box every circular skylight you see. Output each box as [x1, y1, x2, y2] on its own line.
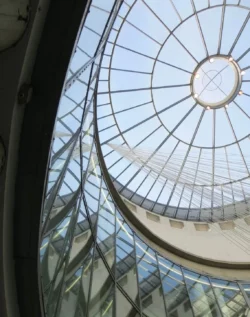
[192, 55, 242, 109]
[97, 0, 250, 222]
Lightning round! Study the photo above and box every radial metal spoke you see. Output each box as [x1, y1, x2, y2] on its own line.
[187, 148, 202, 219]
[100, 94, 192, 145]
[119, 103, 198, 191]
[228, 11, 250, 56]
[242, 65, 250, 71]
[111, 43, 193, 74]
[142, 0, 199, 63]
[110, 126, 162, 180]
[123, 18, 162, 45]
[98, 101, 152, 120]
[190, 0, 209, 57]
[141, 141, 180, 205]
[236, 47, 250, 62]
[217, 1, 226, 54]
[211, 110, 216, 219]
[98, 83, 190, 95]
[169, 0, 182, 22]
[101, 66, 152, 75]
[224, 109, 250, 175]
[163, 107, 205, 215]
[234, 101, 250, 120]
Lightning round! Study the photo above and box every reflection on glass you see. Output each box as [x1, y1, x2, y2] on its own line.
[158, 255, 193, 317]
[116, 211, 140, 307]
[210, 278, 248, 317]
[116, 288, 140, 317]
[183, 269, 222, 317]
[135, 236, 166, 317]
[88, 250, 114, 317]
[97, 188, 116, 270]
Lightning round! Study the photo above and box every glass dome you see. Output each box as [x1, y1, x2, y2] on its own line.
[97, 0, 250, 222]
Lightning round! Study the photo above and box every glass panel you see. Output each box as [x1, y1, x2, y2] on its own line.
[88, 249, 115, 317]
[135, 236, 166, 317]
[74, 246, 95, 317]
[116, 288, 141, 317]
[183, 269, 222, 317]
[158, 255, 193, 317]
[210, 278, 248, 317]
[116, 211, 140, 307]
[97, 189, 116, 271]
[241, 284, 250, 303]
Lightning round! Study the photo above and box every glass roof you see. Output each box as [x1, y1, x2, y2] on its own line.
[97, 0, 250, 222]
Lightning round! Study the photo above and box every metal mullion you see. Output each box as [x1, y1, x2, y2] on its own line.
[173, 184, 186, 218]
[101, 94, 190, 146]
[113, 206, 117, 317]
[52, 195, 83, 317]
[211, 110, 216, 220]
[103, 141, 126, 159]
[242, 65, 250, 71]
[169, 0, 182, 21]
[224, 109, 250, 175]
[98, 83, 190, 95]
[112, 42, 192, 74]
[84, 25, 102, 37]
[163, 106, 204, 214]
[190, 0, 209, 57]
[142, 141, 180, 205]
[58, 117, 75, 134]
[130, 235, 142, 317]
[234, 101, 250, 120]
[119, 103, 197, 193]
[101, 66, 152, 75]
[179, 267, 196, 317]
[221, 185, 225, 220]
[187, 148, 202, 220]
[207, 277, 224, 317]
[142, 0, 199, 63]
[98, 101, 152, 120]
[217, 0, 226, 54]
[228, 11, 250, 56]
[99, 123, 116, 132]
[122, 18, 162, 45]
[129, 170, 152, 201]
[77, 45, 92, 58]
[107, 125, 162, 176]
[42, 133, 80, 236]
[225, 146, 237, 218]
[238, 283, 250, 309]
[236, 47, 250, 62]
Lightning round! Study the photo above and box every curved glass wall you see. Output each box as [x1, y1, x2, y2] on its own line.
[40, 1, 250, 317]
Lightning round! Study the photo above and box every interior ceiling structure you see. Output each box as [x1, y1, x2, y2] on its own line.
[97, 0, 250, 222]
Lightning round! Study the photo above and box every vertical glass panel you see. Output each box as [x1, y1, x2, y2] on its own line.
[210, 278, 248, 317]
[58, 266, 83, 317]
[74, 246, 95, 317]
[84, 145, 102, 228]
[59, 245, 95, 317]
[46, 260, 66, 317]
[183, 269, 222, 317]
[241, 284, 250, 303]
[97, 189, 116, 271]
[116, 211, 140, 307]
[88, 249, 115, 317]
[41, 209, 74, 290]
[158, 255, 193, 317]
[116, 288, 141, 317]
[135, 236, 166, 317]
